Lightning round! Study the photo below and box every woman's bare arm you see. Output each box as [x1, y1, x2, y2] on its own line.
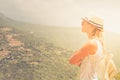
[69, 40, 97, 66]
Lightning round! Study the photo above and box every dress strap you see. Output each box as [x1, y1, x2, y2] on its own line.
[92, 39, 103, 56]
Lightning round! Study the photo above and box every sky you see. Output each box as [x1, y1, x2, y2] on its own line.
[0, 0, 120, 33]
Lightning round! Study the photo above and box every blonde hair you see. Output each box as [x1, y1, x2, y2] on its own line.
[92, 27, 105, 54]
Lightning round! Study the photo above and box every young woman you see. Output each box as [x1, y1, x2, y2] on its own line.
[69, 16, 105, 80]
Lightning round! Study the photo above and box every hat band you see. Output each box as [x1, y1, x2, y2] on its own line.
[89, 20, 103, 28]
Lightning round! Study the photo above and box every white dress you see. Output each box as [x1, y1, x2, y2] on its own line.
[78, 39, 104, 80]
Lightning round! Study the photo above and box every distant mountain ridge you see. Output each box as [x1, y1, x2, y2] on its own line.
[0, 12, 14, 24]
[0, 12, 35, 28]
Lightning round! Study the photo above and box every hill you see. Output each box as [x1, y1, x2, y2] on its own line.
[0, 26, 78, 80]
[0, 13, 77, 80]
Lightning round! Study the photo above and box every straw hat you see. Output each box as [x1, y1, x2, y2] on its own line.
[82, 16, 104, 31]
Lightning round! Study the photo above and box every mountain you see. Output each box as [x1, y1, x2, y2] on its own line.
[0, 25, 77, 80]
[0, 12, 14, 25]
[0, 13, 77, 80]
[0, 12, 38, 29]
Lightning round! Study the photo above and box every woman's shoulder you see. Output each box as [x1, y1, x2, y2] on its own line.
[82, 39, 98, 55]
[87, 38, 97, 45]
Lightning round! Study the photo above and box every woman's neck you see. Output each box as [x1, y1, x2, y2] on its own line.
[87, 33, 98, 39]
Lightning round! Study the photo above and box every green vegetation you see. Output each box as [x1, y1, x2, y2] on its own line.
[0, 26, 78, 80]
